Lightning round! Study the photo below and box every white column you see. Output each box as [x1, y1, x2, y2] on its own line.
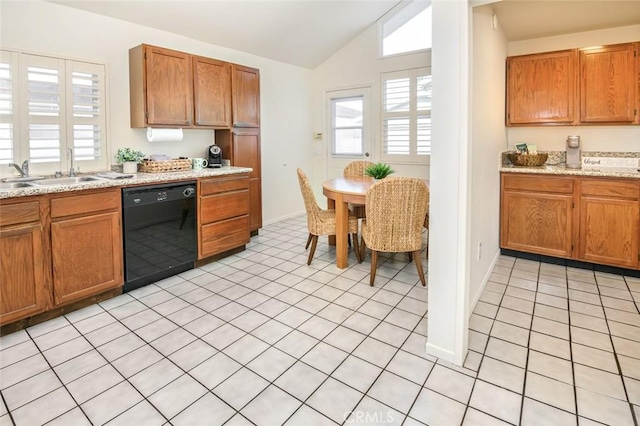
[426, 0, 472, 366]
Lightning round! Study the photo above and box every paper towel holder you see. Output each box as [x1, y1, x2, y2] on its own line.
[146, 127, 184, 143]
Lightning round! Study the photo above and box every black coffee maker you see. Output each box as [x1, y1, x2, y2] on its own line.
[207, 144, 222, 168]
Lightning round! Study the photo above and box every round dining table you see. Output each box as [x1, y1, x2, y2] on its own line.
[322, 176, 375, 268]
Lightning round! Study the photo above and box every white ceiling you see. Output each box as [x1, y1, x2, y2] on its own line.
[47, 0, 403, 69]
[492, 0, 640, 42]
[47, 0, 640, 69]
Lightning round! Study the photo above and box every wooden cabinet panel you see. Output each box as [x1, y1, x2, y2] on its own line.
[248, 179, 262, 232]
[0, 201, 39, 227]
[579, 197, 639, 268]
[507, 50, 576, 125]
[129, 44, 193, 127]
[200, 216, 249, 258]
[232, 64, 260, 128]
[200, 175, 248, 196]
[580, 43, 637, 123]
[51, 211, 123, 306]
[200, 191, 249, 223]
[581, 179, 639, 198]
[0, 223, 48, 324]
[503, 174, 574, 194]
[51, 191, 119, 218]
[193, 56, 231, 127]
[501, 191, 574, 258]
[198, 174, 251, 259]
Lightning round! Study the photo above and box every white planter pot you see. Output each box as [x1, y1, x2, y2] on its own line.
[122, 161, 137, 174]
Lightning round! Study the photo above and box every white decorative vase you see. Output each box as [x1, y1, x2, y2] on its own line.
[122, 161, 137, 174]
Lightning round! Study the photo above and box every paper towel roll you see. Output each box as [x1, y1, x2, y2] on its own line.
[146, 127, 183, 143]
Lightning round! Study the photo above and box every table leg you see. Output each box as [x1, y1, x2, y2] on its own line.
[327, 198, 336, 246]
[334, 193, 348, 269]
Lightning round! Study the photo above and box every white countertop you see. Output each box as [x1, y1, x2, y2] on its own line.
[500, 163, 639, 179]
[0, 166, 252, 200]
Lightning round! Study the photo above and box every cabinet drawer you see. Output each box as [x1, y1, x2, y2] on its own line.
[581, 179, 639, 199]
[200, 215, 249, 258]
[0, 201, 40, 227]
[51, 190, 120, 219]
[200, 190, 249, 223]
[200, 175, 249, 196]
[502, 174, 574, 194]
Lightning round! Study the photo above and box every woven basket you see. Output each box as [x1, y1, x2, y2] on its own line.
[508, 153, 548, 167]
[138, 159, 191, 173]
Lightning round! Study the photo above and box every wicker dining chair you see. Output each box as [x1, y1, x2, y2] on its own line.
[343, 160, 374, 219]
[296, 168, 361, 265]
[360, 177, 429, 286]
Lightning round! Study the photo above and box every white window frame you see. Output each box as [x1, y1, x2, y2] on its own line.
[378, 0, 431, 59]
[326, 87, 371, 158]
[380, 67, 430, 165]
[1, 49, 109, 177]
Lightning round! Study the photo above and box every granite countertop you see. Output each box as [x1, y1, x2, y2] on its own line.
[500, 151, 640, 179]
[0, 166, 252, 200]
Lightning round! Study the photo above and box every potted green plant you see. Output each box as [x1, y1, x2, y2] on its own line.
[364, 162, 394, 180]
[115, 148, 145, 173]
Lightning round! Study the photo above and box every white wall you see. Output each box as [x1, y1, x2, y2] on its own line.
[310, 16, 430, 191]
[508, 24, 640, 152]
[0, 0, 313, 225]
[469, 6, 507, 311]
[425, 0, 472, 365]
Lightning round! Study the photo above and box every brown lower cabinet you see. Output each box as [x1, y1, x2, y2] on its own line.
[501, 173, 640, 269]
[198, 173, 250, 259]
[0, 188, 124, 326]
[50, 190, 123, 306]
[0, 200, 49, 324]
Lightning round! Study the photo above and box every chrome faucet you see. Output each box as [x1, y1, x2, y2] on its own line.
[8, 160, 29, 177]
[67, 148, 75, 177]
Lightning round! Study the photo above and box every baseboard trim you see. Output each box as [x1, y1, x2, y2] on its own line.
[262, 210, 305, 226]
[425, 341, 455, 363]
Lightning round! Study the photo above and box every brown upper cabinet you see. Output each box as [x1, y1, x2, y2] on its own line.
[130, 45, 194, 127]
[579, 43, 638, 124]
[232, 64, 261, 128]
[193, 56, 232, 127]
[130, 44, 243, 129]
[506, 50, 577, 125]
[506, 42, 639, 126]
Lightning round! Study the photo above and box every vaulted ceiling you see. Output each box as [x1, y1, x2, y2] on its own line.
[46, 0, 640, 69]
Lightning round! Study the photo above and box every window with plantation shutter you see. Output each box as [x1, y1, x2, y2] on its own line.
[0, 51, 18, 164]
[0, 49, 108, 175]
[381, 68, 430, 163]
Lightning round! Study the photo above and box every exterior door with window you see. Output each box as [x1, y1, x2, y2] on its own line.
[326, 87, 372, 179]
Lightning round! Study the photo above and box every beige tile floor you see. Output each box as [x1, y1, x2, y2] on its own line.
[0, 215, 639, 425]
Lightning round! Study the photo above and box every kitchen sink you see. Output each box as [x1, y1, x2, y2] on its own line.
[34, 176, 104, 186]
[0, 182, 37, 190]
[1, 176, 46, 183]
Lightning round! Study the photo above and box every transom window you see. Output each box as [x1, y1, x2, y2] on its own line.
[380, 1, 432, 57]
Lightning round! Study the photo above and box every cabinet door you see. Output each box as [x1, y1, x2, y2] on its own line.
[51, 211, 123, 306]
[145, 45, 193, 126]
[501, 191, 573, 258]
[580, 43, 637, 123]
[193, 56, 232, 127]
[233, 129, 262, 231]
[506, 50, 576, 125]
[579, 197, 639, 268]
[0, 224, 48, 325]
[232, 64, 260, 127]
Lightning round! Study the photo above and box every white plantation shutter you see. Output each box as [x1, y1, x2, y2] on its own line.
[381, 68, 430, 163]
[24, 56, 64, 164]
[0, 49, 108, 176]
[0, 52, 18, 164]
[67, 62, 106, 165]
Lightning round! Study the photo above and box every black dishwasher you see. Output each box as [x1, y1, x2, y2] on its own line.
[122, 182, 197, 292]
